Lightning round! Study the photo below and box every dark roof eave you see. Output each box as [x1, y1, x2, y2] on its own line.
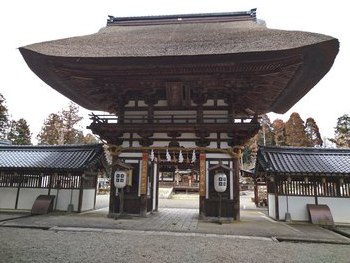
[19, 40, 338, 114]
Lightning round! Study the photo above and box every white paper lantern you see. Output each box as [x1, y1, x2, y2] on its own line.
[114, 171, 127, 188]
[214, 172, 227, 193]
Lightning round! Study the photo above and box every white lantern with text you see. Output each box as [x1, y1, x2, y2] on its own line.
[214, 172, 227, 193]
[114, 171, 127, 188]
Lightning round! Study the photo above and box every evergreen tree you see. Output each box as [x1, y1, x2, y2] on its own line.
[0, 93, 10, 139]
[61, 102, 83, 144]
[305, 117, 323, 147]
[8, 118, 32, 145]
[329, 114, 350, 148]
[272, 119, 286, 146]
[285, 112, 310, 147]
[37, 113, 63, 145]
[256, 114, 275, 146]
[37, 102, 97, 145]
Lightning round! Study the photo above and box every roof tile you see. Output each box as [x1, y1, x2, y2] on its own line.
[0, 144, 106, 171]
[257, 146, 350, 175]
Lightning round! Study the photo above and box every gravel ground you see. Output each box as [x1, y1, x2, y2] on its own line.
[0, 227, 349, 263]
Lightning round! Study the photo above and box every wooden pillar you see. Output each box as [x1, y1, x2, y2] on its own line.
[147, 105, 154, 124]
[145, 96, 157, 124]
[109, 155, 118, 217]
[47, 173, 52, 196]
[140, 151, 149, 216]
[197, 103, 203, 124]
[116, 96, 126, 124]
[155, 160, 160, 212]
[335, 177, 341, 197]
[232, 152, 240, 221]
[314, 176, 319, 205]
[93, 172, 98, 210]
[77, 174, 83, 213]
[254, 178, 258, 206]
[274, 176, 279, 220]
[199, 152, 206, 218]
[14, 172, 21, 209]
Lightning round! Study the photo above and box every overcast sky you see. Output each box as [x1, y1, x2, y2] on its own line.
[1, 0, 348, 143]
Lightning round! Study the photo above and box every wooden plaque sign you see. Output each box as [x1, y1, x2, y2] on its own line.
[199, 153, 206, 197]
[140, 152, 148, 195]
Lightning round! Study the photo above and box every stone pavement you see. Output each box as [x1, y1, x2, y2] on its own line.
[1, 193, 350, 245]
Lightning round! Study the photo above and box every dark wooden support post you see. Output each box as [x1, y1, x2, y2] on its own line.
[155, 159, 160, 212]
[336, 177, 341, 197]
[314, 175, 318, 205]
[274, 176, 279, 220]
[140, 151, 149, 216]
[148, 105, 154, 124]
[193, 90, 206, 124]
[109, 154, 118, 217]
[117, 106, 125, 124]
[227, 100, 234, 124]
[254, 177, 258, 206]
[145, 96, 157, 124]
[197, 103, 203, 124]
[116, 96, 127, 124]
[78, 173, 84, 213]
[199, 152, 206, 218]
[14, 172, 21, 209]
[232, 151, 241, 221]
[93, 172, 98, 210]
[47, 173, 52, 196]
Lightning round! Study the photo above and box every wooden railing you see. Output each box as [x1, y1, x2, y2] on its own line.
[89, 113, 257, 125]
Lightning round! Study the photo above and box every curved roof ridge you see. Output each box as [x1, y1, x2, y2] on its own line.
[107, 9, 257, 26]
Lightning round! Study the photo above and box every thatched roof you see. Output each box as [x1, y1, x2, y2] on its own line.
[18, 10, 339, 114]
[22, 15, 334, 58]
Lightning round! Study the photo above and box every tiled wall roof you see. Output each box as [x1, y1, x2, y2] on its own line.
[257, 146, 350, 175]
[0, 144, 105, 171]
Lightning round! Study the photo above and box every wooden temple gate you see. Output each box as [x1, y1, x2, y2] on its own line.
[89, 111, 256, 220]
[19, 10, 338, 220]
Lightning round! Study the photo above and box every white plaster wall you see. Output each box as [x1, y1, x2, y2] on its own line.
[278, 196, 315, 221]
[0, 188, 17, 209]
[203, 99, 214, 106]
[203, 110, 227, 115]
[17, 188, 49, 210]
[125, 100, 135, 107]
[206, 153, 231, 159]
[268, 194, 276, 219]
[81, 189, 95, 211]
[217, 99, 226, 106]
[150, 141, 198, 148]
[318, 197, 350, 224]
[207, 142, 217, 148]
[52, 189, 80, 212]
[220, 142, 229, 148]
[119, 152, 142, 158]
[138, 100, 147, 107]
[220, 133, 230, 139]
[155, 100, 167, 107]
[178, 141, 197, 148]
[154, 110, 196, 115]
[152, 133, 170, 139]
[131, 141, 141, 147]
[125, 111, 147, 116]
